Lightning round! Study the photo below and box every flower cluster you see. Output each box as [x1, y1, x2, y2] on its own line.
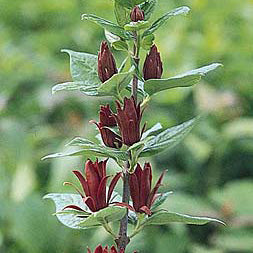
[92, 96, 145, 148]
[87, 245, 124, 253]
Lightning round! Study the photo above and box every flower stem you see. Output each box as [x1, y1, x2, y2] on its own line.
[116, 30, 140, 251]
[116, 161, 130, 250]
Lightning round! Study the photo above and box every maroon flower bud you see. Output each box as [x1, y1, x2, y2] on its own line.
[90, 104, 122, 149]
[128, 163, 166, 215]
[114, 96, 145, 146]
[98, 41, 118, 83]
[63, 159, 121, 212]
[100, 104, 117, 127]
[87, 245, 125, 253]
[130, 6, 144, 22]
[143, 45, 163, 80]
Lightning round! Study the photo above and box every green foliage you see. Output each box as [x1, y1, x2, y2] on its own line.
[143, 6, 190, 37]
[44, 193, 126, 229]
[82, 14, 130, 39]
[144, 63, 222, 96]
[140, 117, 198, 156]
[143, 211, 225, 226]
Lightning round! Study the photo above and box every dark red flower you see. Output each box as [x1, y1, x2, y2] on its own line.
[64, 159, 121, 212]
[128, 163, 166, 215]
[91, 104, 122, 149]
[143, 45, 163, 80]
[130, 6, 144, 22]
[98, 41, 118, 83]
[114, 96, 145, 146]
[87, 245, 125, 253]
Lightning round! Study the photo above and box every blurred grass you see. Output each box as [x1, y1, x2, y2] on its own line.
[0, 0, 253, 252]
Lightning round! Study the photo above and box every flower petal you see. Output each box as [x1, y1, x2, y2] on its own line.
[72, 170, 90, 196]
[107, 172, 122, 204]
[147, 170, 166, 208]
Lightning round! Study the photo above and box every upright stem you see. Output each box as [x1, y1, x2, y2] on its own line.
[116, 161, 130, 250]
[132, 31, 140, 103]
[116, 31, 140, 251]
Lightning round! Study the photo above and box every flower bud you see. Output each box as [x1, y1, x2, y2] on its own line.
[130, 6, 144, 22]
[98, 41, 118, 83]
[143, 45, 163, 80]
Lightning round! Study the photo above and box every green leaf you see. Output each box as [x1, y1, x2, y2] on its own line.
[61, 49, 99, 83]
[79, 206, 127, 227]
[151, 191, 173, 210]
[139, 0, 157, 20]
[141, 34, 155, 50]
[52, 81, 99, 96]
[41, 137, 127, 161]
[56, 49, 101, 96]
[98, 67, 134, 98]
[124, 21, 150, 32]
[43, 193, 90, 229]
[81, 14, 130, 39]
[114, 2, 130, 26]
[140, 117, 198, 157]
[141, 122, 163, 140]
[143, 6, 191, 37]
[143, 210, 225, 226]
[144, 63, 223, 96]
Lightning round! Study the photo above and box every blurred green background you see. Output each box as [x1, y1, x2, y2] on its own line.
[1, 0, 253, 252]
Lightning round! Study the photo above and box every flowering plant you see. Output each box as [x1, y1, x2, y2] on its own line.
[43, 1, 224, 252]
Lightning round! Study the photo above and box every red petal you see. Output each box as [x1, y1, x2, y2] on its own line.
[129, 173, 140, 211]
[140, 163, 151, 207]
[84, 196, 97, 212]
[94, 245, 103, 253]
[110, 246, 118, 253]
[107, 172, 122, 204]
[85, 160, 100, 202]
[139, 205, 152, 215]
[113, 202, 135, 212]
[72, 170, 90, 196]
[63, 205, 86, 212]
[147, 170, 166, 208]
[87, 247, 92, 253]
[97, 176, 109, 209]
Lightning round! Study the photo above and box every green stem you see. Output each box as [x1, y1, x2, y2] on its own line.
[102, 220, 117, 239]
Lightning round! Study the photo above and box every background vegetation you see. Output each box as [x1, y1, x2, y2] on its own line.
[0, 0, 253, 252]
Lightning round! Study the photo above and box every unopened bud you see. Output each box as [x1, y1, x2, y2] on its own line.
[130, 6, 144, 22]
[143, 45, 163, 80]
[98, 41, 118, 83]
